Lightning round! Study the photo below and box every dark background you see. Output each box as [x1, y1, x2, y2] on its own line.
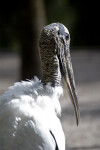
[0, 0, 100, 79]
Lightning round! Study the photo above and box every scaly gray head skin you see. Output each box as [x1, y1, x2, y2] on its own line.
[39, 23, 79, 126]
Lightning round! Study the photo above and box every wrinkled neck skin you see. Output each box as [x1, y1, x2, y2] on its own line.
[40, 47, 62, 87]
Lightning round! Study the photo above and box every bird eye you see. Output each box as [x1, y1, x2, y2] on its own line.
[65, 33, 69, 40]
[58, 30, 60, 35]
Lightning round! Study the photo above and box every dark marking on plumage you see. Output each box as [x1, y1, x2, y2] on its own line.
[50, 130, 59, 150]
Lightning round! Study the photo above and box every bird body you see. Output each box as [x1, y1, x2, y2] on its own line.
[0, 77, 65, 150]
[0, 23, 79, 150]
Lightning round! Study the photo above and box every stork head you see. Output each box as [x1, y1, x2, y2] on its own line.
[39, 23, 79, 126]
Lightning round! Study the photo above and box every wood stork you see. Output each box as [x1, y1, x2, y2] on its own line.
[0, 23, 79, 150]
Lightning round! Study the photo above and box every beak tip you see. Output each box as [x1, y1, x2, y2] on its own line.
[76, 110, 80, 126]
[77, 120, 79, 126]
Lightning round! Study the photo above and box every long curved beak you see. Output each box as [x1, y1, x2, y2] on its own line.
[59, 45, 80, 126]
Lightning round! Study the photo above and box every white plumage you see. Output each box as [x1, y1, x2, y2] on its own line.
[0, 77, 65, 150]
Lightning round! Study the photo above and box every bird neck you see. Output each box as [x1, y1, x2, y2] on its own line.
[40, 50, 62, 87]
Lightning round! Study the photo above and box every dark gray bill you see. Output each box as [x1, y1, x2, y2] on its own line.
[64, 55, 80, 126]
[58, 44, 80, 125]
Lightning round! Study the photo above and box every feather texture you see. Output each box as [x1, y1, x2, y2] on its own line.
[0, 77, 65, 150]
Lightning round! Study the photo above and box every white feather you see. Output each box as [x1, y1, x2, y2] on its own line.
[0, 77, 65, 150]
